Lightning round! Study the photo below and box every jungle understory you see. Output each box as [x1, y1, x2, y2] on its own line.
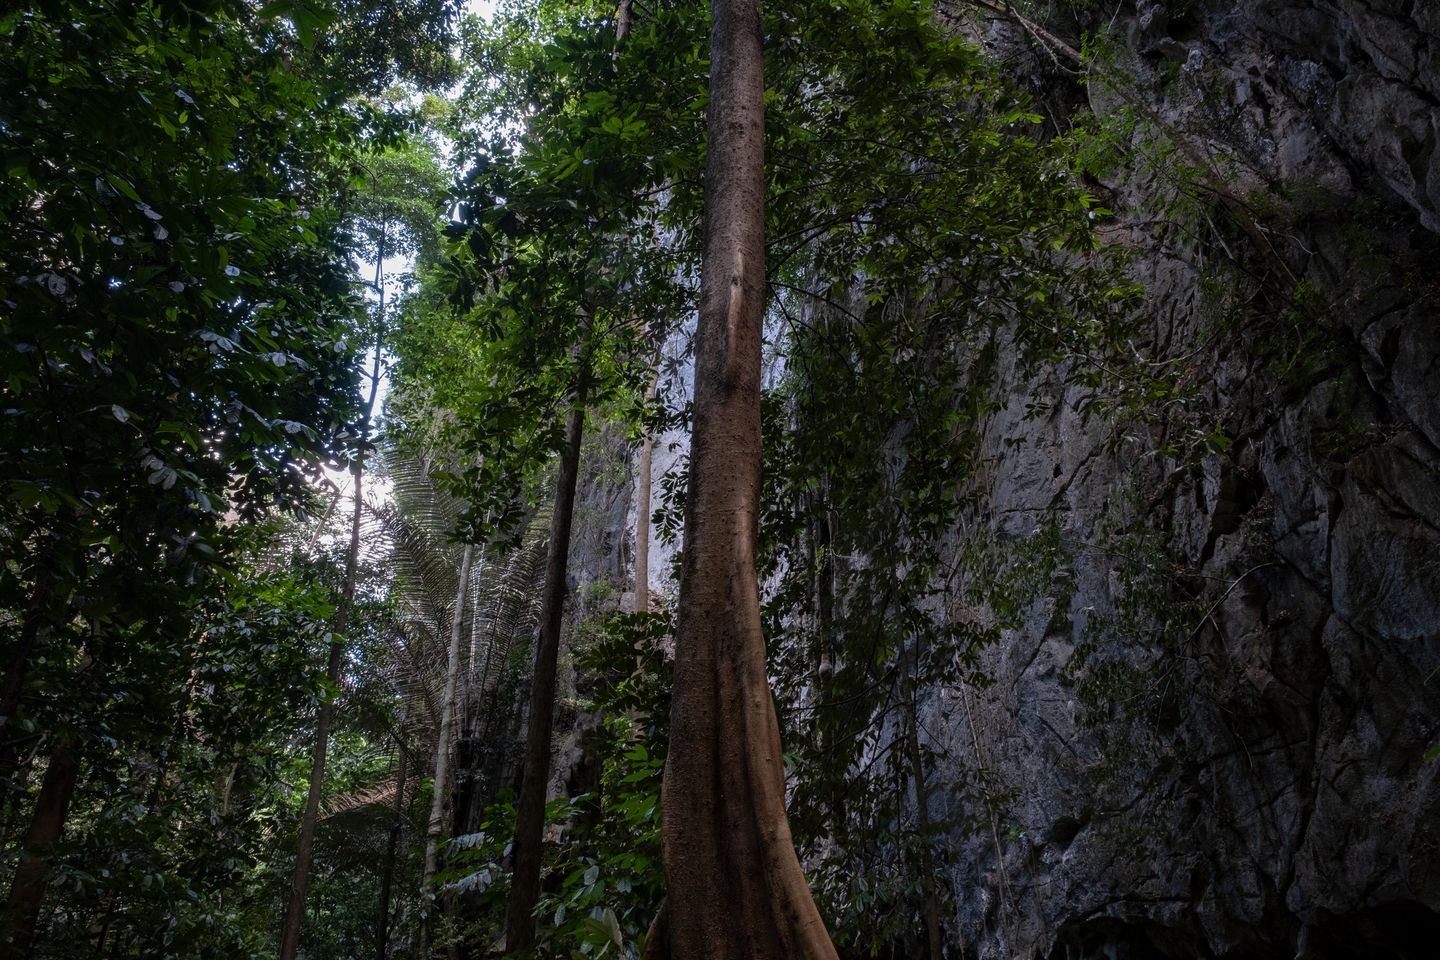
[2, 1, 1438, 958]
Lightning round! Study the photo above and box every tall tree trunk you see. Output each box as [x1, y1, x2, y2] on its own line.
[504, 376, 589, 951]
[419, 544, 475, 957]
[649, 2, 838, 956]
[377, 743, 408, 960]
[3, 735, 81, 957]
[278, 243, 388, 960]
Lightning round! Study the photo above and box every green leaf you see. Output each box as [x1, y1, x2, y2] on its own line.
[602, 908, 623, 948]
[105, 174, 142, 203]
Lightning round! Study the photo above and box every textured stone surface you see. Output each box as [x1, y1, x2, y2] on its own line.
[931, 3, 1440, 957]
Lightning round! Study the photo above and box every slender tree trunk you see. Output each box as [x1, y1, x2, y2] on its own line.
[812, 500, 834, 682]
[912, 737, 944, 960]
[450, 568, 488, 840]
[91, 895, 117, 957]
[633, 366, 658, 614]
[277, 587, 349, 960]
[900, 643, 944, 960]
[419, 544, 475, 956]
[3, 736, 81, 957]
[650, 2, 838, 956]
[504, 374, 589, 951]
[811, 499, 845, 826]
[278, 241, 388, 960]
[615, 0, 634, 44]
[215, 761, 239, 818]
[451, 692, 482, 843]
[306, 483, 344, 551]
[377, 743, 408, 960]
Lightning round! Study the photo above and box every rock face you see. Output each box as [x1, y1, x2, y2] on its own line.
[934, 3, 1440, 957]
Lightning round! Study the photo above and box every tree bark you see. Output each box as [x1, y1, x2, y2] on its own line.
[504, 376, 589, 951]
[633, 365, 658, 614]
[419, 544, 476, 956]
[3, 735, 81, 957]
[651, 2, 838, 956]
[900, 642, 944, 960]
[277, 576, 349, 960]
[377, 742, 408, 960]
[278, 254, 387, 960]
[215, 761, 239, 818]
[811, 499, 845, 826]
[615, 0, 634, 44]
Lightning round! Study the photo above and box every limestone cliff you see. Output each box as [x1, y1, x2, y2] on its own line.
[936, 2, 1440, 956]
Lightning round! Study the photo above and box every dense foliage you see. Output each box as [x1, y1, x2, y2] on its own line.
[0, 0, 451, 955]
[2, 0, 1201, 957]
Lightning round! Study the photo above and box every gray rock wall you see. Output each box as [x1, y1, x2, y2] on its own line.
[937, 2, 1440, 957]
